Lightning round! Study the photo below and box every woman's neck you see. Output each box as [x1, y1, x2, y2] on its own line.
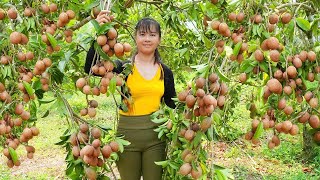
[135, 53, 155, 65]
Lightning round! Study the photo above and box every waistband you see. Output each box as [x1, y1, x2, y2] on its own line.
[118, 114, 159, 130]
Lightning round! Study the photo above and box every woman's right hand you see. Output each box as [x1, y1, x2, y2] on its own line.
[95, 10, 112, 25]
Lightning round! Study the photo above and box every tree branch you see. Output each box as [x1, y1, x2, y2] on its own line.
[56, 15, 93, 39]
[277, 3, 315, 13]
[135, 0, 163, 5]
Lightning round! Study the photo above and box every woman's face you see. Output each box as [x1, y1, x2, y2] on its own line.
[135, 25, 160, 55]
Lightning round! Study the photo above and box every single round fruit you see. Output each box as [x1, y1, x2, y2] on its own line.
[270, 50, 280, 62]
[267, 79, 282, 94]
[8, 8, 18, 19]
[269, 14, 279, 24]
[309, 115, 319, 129]
[179, 163, 192, 176]
[109, 141, 119, 152]
[254, 49, 264, 62]
[236, 12, 245, 23]
[281, 12, 292, 24]
[10, 32, 22, 44]
[107, 28, 117, 39]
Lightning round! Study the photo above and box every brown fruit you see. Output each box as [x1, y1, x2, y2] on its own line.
[254, 49, 264, 62]
[10, 32, 22, 44]
[253, 14, 262, 24]
[267, 79, 282, 94]
[0, 9, 5, 20]
[269, 14, 279, 24]
[252, 119, 260, 130]
[272, 135, 280, 146]
[236, 12, 245, 23]
[123, 42, 132, 52]
[85, 167, 97, 180]
[278, 98, 286, 110]
[304, 91, 313, 102]
[186, 95, 196, 108]
[191, 166, 202, 179]
[66, 10, 75, 19]
[314, 132, 320, 142]
[110, 141, 119, 152]
[72, 146, 80, 157]
[228, 13, 236, 21]
[87, 107, 96, 117]
[267, 37, 279, 50]
[283, 106, 293, 115]
[80, 108, 88, 116]
[309, 115, 319, 129]
[21, 111, 31, 120]
[245, 131, 253, 140]
[91, 127, 101, 139]
[239, 73, 247, 83]
[179, 163, 192, 176]
[82, 85, 91, 95]
[184, 129, 195, 141]
[200, 117, 212, 131]
[270, 50, 280, 62]
[219, 83, 228, 95]
[210, 20, 220, 30]
[101, 145, 112, 158]
[107, 28, 117, 39]
[15, 103, 24, 115]
[217, 95, 225, 107]
[289, 124, 299, 136]
[8, 8, 17, 19]
[49, 3, 58, 12]
[287, 66, 297, 78]
[298, 112, 310, 123]
[218, 23, 228, 34]
[80, 123, 89, 133]
[283, 86, 292, 95]
[299, 51, 308, 62]
[281, 13, 292, 24]
[309, 98, 318, 108]
[195, 77, 206, 89]
[89, 100, 98, 108]
[30, 127, 39, 136]
[274, 69, 283, 80]
[41, 4, 50, 14]
[114, 43, 124, 54]
[70, 133, 78, 145]
[178, 90, 189, 101]
[307, 51, 316, 62]
[97, 35, 107, 46]
[307, 72, 315, 82]
[292, 57, 302, 68]
[76, 78, 86, 89]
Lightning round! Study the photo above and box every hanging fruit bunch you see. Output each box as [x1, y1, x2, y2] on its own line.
[151, 63, 230, 179]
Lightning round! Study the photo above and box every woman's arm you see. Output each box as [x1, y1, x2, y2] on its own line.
[163, 65, 176, 108]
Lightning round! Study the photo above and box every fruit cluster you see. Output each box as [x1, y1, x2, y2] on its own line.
[69, 123, 120, 179]
[174, 72, 228, 178]
[1, 113, 39, 168]
[97, 28, 132, 58]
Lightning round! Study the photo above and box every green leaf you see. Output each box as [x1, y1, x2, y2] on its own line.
[22, 81, 35, 96]
[296, 17, 310, 31]
[215, 67, 230, 82]
[154, 160, 168, 167]
[94, 41, 109, 60]
[8, 147, 18, 163]
[253, 122, 263, 139]
[304, 80, 318, 91]
[116, 138, 131, 146]
[41, 110, 50, 118]
[233, 42, 242, 56]
[97, 22, 116, 35]
[46, 33, 57, 48]
[109, 77, 116, 94]
[91, 19, 100, 33]
[151, 118, 167, 124]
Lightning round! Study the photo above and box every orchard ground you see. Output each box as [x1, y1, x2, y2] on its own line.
[0, 93, 319, 180]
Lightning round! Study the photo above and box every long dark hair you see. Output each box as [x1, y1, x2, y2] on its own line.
[132, 17, 164, 79]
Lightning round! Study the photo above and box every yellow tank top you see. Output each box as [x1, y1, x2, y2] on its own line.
[119, 63, 164, 116]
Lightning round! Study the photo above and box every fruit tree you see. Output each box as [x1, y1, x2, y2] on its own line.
[0, 0, 320, 179]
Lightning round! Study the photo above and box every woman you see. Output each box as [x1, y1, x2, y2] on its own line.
[85, 11, 176, 180]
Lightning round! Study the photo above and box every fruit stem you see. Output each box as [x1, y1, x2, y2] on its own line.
[106, 160, 117, 180]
